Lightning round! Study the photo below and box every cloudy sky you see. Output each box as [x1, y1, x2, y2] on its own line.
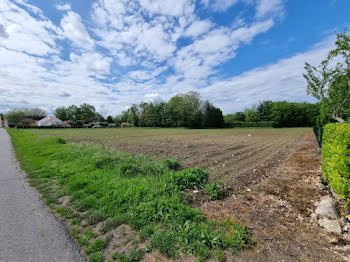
[0, 0, 349, 116]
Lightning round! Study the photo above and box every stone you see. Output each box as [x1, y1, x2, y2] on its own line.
[316, 181, 326, 190]
[342, 233, 350, 242]
[318, 218, 342, 234]
[328, 237, 339, 244]
[315, 196, 339, 219]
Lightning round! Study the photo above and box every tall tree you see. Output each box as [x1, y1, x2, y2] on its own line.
[54, 107, 68, 121]
[304, 31, 350, 122]
[80, 103, 97, 121]
[257, 101, 273, 121]
[182, 91, 202, 128]
[67, 105, 81, 121]
[202, 101, 224, 128]
[106, 116, 114, 123]
[127, 104, 139, 127]
[167, 95, 185, 127]
[25, 108, 47, 120]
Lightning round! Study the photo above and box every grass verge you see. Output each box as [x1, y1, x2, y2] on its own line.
[8, 129, 251, 261]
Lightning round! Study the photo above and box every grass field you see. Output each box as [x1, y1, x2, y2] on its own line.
[28, 127, 306, 190]
[8, 129, 254, 262]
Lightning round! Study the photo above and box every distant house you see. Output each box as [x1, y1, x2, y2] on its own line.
[121, 122, 132, 127]
[36, 116, 64, 127]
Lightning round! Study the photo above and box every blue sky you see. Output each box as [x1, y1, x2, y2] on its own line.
[0, 0, 349, 116]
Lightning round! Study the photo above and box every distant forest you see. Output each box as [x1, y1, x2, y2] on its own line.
[225, 101, 319, 127]
[5, 92, 320, 128]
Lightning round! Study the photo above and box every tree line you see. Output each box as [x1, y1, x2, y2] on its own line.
[114, 91, 224, 128]
[224, 101, 319, 127]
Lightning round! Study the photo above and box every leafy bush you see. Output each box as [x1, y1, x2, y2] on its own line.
[162, 158, 181, 170]
[204, 182, 230, 201]
[171, 167, 208, 190]
[56, 138, 67, 144]
[322, 123, 350, 203]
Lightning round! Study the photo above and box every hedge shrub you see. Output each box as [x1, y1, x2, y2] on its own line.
[322, 123, 350, 203]
[224, 122, 279, 128]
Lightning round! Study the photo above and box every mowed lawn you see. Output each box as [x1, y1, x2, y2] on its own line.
[28, 127, 307, 189]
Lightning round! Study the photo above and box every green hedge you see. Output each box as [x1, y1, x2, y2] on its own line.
[224, 122, 279, 128]
[322, 123, 350, 203]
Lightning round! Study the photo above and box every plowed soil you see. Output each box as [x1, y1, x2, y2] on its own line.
[200, 131, 346, 262]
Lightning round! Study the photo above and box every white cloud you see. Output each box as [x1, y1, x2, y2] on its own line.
[0, 24, 9, 38]
[56, 3, 71, 11]
[205, 0, 240, 12]
[255, 0, 285, 19]
[184, 20, 212, 38]
[60, 11, 94, 50]
[0, 0, 59, 56]
[69, 53, 112, 75]
[231, 19, 274, 44]
[200, 37, 334, 113]
[144, 92, 164, 103]
[139, 0, 195, 17]
[137, 24, 176, 60]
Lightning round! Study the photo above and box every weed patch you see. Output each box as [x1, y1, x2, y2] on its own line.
[204, 182, 230, 201]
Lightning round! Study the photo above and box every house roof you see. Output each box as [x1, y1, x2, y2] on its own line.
[36, 116, 62, 123]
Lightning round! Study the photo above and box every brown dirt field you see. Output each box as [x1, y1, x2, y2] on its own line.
[199, 130, 347, 262]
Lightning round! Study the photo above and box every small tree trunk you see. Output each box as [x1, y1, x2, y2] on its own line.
[333, 116, 346, 123]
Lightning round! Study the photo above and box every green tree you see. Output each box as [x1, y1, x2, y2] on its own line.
[182, 91, 202, 128]
[66, 105, 81, 121]
[5, 109, 27, 126]
[224, 112, 245, 123]
[167, 96, 185, 127]
[25, 108, 47, 120]
[304, 31, 350, 122]
[245, 109, 259, 122]
[202, 101, 224, 128]
[257, 101, 273, 121]
[80, 103, 97, 121]
[106, 116, 114, 123]
[54, 107, 68, 121]
[113, 115, 123, 125]
[127, 104, 139, 127]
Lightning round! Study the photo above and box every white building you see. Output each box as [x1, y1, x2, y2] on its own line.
[36, 116, 63, 127]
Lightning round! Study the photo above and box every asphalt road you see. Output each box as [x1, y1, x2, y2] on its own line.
[0, 129, 85, 262]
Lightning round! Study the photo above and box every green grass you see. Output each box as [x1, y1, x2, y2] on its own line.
[8, 129, 251, 261]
